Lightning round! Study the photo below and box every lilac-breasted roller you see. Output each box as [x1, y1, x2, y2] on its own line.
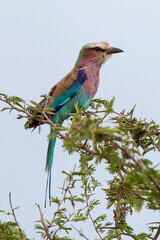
[25, 42, 123, 206]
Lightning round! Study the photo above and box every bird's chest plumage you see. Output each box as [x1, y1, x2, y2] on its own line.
[82, 66, 100, 98]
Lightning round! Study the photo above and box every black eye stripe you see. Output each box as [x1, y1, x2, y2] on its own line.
[95, 47, 101, 51]
[87, 47, 105, 52]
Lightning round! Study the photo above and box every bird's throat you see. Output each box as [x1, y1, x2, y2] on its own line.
[82, 64, 100, 98]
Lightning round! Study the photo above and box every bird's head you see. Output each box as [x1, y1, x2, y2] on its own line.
[75, 42, 123, 68]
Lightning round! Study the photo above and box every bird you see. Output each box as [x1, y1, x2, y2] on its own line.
[25, 42, 123, 206]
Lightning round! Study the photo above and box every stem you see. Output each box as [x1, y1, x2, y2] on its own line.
[71, 224, 89, 240]
[153, 224, 160, 240]
[83, 174, 103, 240]
[9, 192, 25, 240]
[36, 204, 52, 240]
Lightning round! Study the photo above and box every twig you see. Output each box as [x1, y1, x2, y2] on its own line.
[121, 231, 152, 239]
[53, 213, 74, 237]
[97, 113, 108, 126]
[114, 190, 122, 226]
[151, 223, 160, 240]
[71, 224, 89, 240]
[121, 186, 147, 201]
[114, 142, 160, 191]
[49, 174, 73, 228]
[113, 190, 122, 240]
[83, 175, 103, 240]
[147, 222, 160, 240]
[113, 109, 160, 152]
[9, 192, 25, 240]
[36, 204, 52, 240]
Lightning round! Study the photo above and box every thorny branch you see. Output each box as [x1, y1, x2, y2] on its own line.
[148, 223, 160, 240]
[35, 204, 53, 240]
[71, 224, 89, 240]
[9, 192, 25, 240]
[1, 94, 160, 195]
[83, 173, 103, 240]
[153, 224, 160, 240]
[35, 173, 76, 239]
[112, 142, 160, 192]
[49, 173, 73, 227]
[1, 95, 160, 239]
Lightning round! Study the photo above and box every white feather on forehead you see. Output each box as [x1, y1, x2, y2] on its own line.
[85, 42, 111, 50]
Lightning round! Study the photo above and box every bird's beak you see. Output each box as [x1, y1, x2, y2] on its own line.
[105, 47, 124, 54]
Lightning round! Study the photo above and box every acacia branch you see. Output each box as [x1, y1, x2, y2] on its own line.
[148, 223, 160, 240]
[153, 225, 160, 240]
[9, 192, 25, 240]
[36, 204, 52, 240]
[1, 95, 160, 240]
[49, 174, 72, 228]
[83, 174, 103, 240]
[114, 142, 160, 191]
[71, 224, 89, 240]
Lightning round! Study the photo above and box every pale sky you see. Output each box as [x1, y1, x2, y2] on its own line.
[0, 1, 160, 239]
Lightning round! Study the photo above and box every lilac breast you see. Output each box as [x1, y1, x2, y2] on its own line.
[82, 66, 100, 97]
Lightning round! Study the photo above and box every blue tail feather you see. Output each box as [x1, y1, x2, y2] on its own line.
[45, 131, 57, 172]
[44, 129, 57, 207]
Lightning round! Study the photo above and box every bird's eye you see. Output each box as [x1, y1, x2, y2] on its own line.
[95, 47, 101, 51]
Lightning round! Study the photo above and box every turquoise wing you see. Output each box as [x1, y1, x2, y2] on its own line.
[48, 70, 87, 112]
